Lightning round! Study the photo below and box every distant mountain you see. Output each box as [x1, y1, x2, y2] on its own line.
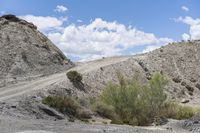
[0, 15, 73, 86]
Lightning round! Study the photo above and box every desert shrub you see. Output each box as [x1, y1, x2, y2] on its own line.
[92, 101, 122, 124]
[94, 72, 168, 126]
[93, 69, 200, 126]
[161, 102, 200, 120]
[67, 71, 82, 83]
[93, 73, 167, 125]
[42, 96, 91, 120]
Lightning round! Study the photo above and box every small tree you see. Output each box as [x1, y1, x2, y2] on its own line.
[67, 70, 82, 83]
[95, 72, 168, 126]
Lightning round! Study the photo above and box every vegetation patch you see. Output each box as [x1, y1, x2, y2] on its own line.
[92, 72, 200, 126]
[161, 102, 200, 120]
[67, 70, 82, 83]
[43, 72, 200, 126]
[42, 96, 91, 120]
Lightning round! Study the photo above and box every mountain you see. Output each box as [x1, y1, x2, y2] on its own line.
[0, 15, 73, 86]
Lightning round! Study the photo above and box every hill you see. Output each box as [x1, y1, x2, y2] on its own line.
[0, 15, 73, 87]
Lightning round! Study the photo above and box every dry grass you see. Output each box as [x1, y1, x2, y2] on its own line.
[161, 102, 200, 120]
[42, 96, 92, 120]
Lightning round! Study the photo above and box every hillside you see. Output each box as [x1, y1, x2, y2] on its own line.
[0, 15, 200, 133]
[43, 41, 200, 104]
[0, 15, 73, 87]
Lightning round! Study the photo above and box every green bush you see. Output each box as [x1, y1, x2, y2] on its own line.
[67, 71, 82, 83]
[94, 72, 168, 126]
[93, 72, 200, 126]
[161, 102, 200, 120]
[42, 96, 91, 120]
[92, 101, 122, 124]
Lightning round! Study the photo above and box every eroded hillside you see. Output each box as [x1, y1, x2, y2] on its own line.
[0, 15, 73, 87]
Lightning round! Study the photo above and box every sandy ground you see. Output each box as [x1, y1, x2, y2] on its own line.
[0, 115, 189, 133]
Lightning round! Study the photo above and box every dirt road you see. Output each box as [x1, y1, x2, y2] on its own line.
[0, 56, 130, 101]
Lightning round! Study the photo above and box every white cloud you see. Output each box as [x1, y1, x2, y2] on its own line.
[19, 15, 172, 61]
[176, 16, 200, 40]
[142, 45, 161, 53]
[55, 5, 68, 13]
[77, 19, 83, 23]
[182, 33, 190, 40]
[176, 16, 200, 25]
[181, 6, 189, 12]
[19, 15, 65, 32]
[47, 18, 172, 61]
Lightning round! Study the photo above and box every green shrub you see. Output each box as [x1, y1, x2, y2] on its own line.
[94, 72, 168, 126]
[92, 101, 122, 124]
[67, 71, 82, 83]
[93, 72, 200, 126]
[161, 102, 200, 120]
[42, 96, 91, 119]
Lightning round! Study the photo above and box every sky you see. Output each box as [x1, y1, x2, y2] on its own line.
[0, 0, 200, 61]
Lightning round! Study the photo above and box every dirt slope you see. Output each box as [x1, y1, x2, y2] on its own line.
[0, 15, 73, 87]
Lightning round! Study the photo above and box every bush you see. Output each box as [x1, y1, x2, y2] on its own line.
[161, 102, 200, 120]
[94, 72, 168, 126]
[92, 101, 122, 124]
[93, 72, 200, 126]
[42, 96, 91, 120]
[67, 71, 82, 83]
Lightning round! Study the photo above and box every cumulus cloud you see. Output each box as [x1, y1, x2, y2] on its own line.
[47, 18, 172, 61]
[182, 33, 190, 41]
[176, 16, 200, 40]
[19, 15, 172, 61]
[142, 45, 161, 53]
[181, 6, 189, 12]
[19, 15, 65, 32]
[55, 5, 68, 13]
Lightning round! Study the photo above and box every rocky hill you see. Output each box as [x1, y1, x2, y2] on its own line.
[0, 15, 73, 87]
[136, 41, 200, 101]
[42, 40, 200, 104]
[0, 15, 200, 133]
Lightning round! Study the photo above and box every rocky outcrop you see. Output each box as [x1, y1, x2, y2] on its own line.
[0, 15, 74, 86]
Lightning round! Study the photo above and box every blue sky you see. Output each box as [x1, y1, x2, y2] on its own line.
[1, 0, 200, 61]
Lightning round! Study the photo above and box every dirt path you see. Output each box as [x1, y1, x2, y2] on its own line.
[0, 115, 188, 133]
[0, 56, 130, 101]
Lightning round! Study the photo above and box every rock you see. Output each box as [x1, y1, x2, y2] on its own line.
[38, 104, 65, 120]
[185, 85, 194, 92]
[195, 83, 200, 90]
[190, 78, 197, 83]
[181, 81, 187, 86]
[0, 14, 21, 22]
[182, 116, 200, 132]
[181, 99, 190, 103]
[11, 105, 17, 108]
[172, 77, 182, 83]
[188, 91, 193, 96]
[153, 116, 168, 126]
